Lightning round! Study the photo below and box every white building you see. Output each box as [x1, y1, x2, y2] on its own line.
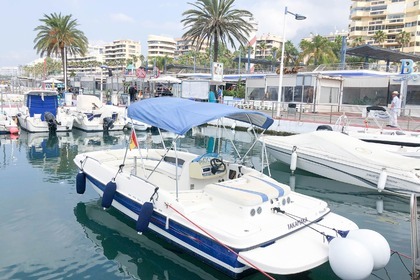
[147, 35, 176, 59]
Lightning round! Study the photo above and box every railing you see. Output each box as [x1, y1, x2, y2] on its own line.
[410, 194, 419, 280]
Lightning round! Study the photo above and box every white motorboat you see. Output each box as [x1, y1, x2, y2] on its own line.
[72, 95, 126, 132]
[74, 98, 390, 279]
[124, 118, 151, 131]
[262, 130, 420, 195]
[16, 90, 75, 133]
[0, 112, 18, 135]
[331, 107, 420, 147]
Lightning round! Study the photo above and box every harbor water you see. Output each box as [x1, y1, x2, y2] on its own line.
[0, 128, 414, 280]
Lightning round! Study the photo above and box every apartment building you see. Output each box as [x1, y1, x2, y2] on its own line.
[348, 0, 420, 53]
[67, 45, 105, 74]
[104, 39, 141, 69]
[174, 37, 210, 58]
[147, 35, 176, 59]
[254, 34, 282, 59]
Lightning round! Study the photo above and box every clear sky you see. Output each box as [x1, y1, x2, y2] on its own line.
[0, 0, 351, 67]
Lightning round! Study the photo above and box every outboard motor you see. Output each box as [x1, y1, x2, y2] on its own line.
[103, 117, 115, 131]
[44, 112, 59, 132]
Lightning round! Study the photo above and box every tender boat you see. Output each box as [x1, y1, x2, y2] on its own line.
[72, 95, 126, 132]
[262, 130, 420, 195]
[16, 90, 74, 133]
[74, 97, 390, 279]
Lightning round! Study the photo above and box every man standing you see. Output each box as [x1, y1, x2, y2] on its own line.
[129, 85, 136, 103]
[389, 91, 401, 127]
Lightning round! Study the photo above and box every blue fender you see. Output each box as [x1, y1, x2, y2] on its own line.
[101, 181, 117, 209]
[136, 202, 154, 233]
[76, 171, 86, 194]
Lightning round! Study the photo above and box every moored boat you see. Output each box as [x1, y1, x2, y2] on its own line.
[16, 90, 74, 133]
[74, 97, 390, 279]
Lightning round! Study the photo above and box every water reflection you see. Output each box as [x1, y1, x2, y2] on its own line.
[74, 200, 225, 280]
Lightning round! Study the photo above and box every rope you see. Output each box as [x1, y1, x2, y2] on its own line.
[165, 203, 275, 280]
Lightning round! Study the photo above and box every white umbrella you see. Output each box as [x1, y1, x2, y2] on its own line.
[150, 76, 181, 84]
[43, 78, 63, 84]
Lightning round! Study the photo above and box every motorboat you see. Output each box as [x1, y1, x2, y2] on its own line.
[262, 130, 420, 195]
[0, 91, 19, 134]
[74, 97, 390, 279]
[0, 112, 18, 134]
[124, 118, 151, 131]
[72, 95, 126, 132]
[16, 90, 75, 133]
[331, 107, 420, 147]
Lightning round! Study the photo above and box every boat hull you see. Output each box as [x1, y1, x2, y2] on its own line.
[74, 148, 358, 278]
[263, 131, 420, 195]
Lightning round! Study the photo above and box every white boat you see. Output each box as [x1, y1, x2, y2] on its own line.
[0, 112, 18, 134]
[124, 118, 151, 131]
[16, 90, 75, 133]
[74, 98, 390, 279]
[72, 95, 126, 132]
[262, 130, 420, 195]
[331, 107, 420, 147]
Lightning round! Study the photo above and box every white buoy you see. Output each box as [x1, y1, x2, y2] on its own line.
[346, 229, 391, 270]
[329, 237, 374, 280]
[377, 169, 387, 192]
[290, 147, 297, 174]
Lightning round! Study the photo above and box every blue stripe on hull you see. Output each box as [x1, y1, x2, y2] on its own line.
[85, 174, 249, 279]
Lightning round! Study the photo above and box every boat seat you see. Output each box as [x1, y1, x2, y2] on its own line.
[204, 174, 285, 206]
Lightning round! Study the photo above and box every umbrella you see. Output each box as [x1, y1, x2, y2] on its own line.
[150, 76, 181, 84]
[43, 79, 63, 84]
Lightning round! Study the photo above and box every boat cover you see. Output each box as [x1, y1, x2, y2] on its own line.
[127, 97, 274, 135]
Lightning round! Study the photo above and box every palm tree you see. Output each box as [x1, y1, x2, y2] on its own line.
[257, 42, 267, 58]
[181, 0, 253, 62]
[396, 31, 411, 51]
[33, 13, 88, 88]
[284, 41, 299, 66]
[373, 30, 387, 48]
[351, 36, 365, 47]
[299, 35, 337, 66]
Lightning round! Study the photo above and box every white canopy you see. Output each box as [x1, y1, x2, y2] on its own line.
[43, 79, 63, 84]
[150, 76, 181, 84]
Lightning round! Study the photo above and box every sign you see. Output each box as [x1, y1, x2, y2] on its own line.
[212, 62, 223, 82]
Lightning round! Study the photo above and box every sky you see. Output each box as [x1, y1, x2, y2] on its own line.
[0, 0, 352, 68]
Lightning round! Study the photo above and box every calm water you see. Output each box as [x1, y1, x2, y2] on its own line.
[0, 127, 414, 280]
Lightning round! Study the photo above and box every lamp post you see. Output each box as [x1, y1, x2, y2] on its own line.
[276, 6, 306, 118]
[100, 65, 108, 104]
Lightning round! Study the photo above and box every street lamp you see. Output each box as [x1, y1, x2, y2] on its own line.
[100, 65, 109, 104]
[276, 6, 306, 118]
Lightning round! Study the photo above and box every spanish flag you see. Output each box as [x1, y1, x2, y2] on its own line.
[129, 129, 138, 150]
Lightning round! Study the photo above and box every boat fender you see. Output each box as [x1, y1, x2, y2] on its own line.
[76, 171, 86, 194]
[290, 146, 297, 174]
[346, 229, 390, 270]
[101, 180, 117, 209]
[377, 169, 387, 192]
[136, 202, 154, 234]
[328, 237, 374, 280]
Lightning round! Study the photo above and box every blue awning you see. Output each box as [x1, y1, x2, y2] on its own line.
[127, 97, 274, 135]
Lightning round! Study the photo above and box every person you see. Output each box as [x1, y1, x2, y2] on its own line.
[217, 87, 223, 103]
[208, 90, 217, 103]
[389, 90, 401, 127]
[129, 85, 136, 103]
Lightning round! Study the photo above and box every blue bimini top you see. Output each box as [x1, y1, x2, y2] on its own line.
[127, 97, 274, 135]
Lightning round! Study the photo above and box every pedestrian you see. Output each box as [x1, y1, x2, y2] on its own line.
[129, 85, 136, 103]
[389, 90, 401, 127]
[217, 87, 223, 103]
